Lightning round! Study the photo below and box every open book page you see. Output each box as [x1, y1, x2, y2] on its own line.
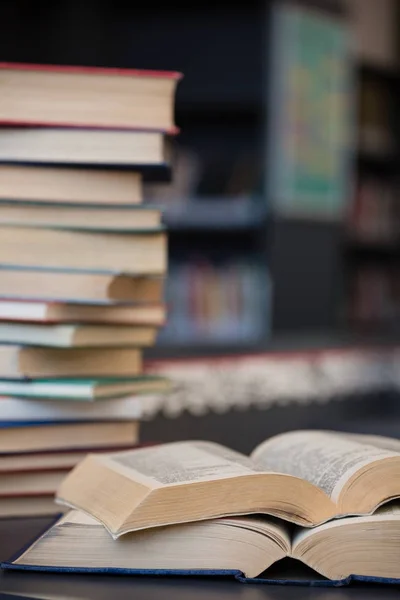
[220, 515, 292, 552]
[292, 501, 400, 550]
[251, 431, 399, 503]
[108, 441, 264, 487]
[61, 511, 100, 527]
[339, 432, 400, 453]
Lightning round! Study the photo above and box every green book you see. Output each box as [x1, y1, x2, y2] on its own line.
[0, 375, 171, 401]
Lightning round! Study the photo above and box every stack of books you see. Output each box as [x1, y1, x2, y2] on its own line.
[0, 62, 181, 517]
[5, 430, 400, 586]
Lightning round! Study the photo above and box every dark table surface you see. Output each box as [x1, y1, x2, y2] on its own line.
[0, 516, 399, 600]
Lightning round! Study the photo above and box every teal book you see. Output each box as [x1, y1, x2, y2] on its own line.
[0, 375, 170, 401]
[0, 200, 163, 232]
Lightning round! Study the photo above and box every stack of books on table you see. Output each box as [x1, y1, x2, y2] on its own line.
[0, 62, 181, 517]
[6, 430, 400, 585]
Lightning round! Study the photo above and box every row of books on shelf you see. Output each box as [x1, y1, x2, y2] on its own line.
[158, 260, 271, 345]
[0, 61, 181, 516]
[348, 176, 399, 244]
[347, 265, 400, 325]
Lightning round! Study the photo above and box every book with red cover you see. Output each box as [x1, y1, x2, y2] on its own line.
[0, 62, 182, 132]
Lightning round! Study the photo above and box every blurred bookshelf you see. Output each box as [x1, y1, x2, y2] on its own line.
[343, 58, 400, 332]
[157, 258, 271, 347]
[160, 197, 267, 232]
[1, 0, 399, 357]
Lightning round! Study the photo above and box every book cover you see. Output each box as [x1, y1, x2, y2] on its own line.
[0, 62, 182, 80]
[3, 562, 400, 587]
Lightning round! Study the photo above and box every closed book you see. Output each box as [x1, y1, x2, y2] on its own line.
[0, 468, 68, 496]
[0, 202, 161, 232]
[0, 421, 139, 453]
[0, 164, 143, 205]
[0, 395, 146, 422]
[0, 127, 167, 167]
[0, 345, 142, 378]
[0, 375, 170, 401]
[0, 443, 153, 473]
[0, 300, 166, 325]
[0, 227, 166, 273]
[0, 323, 158, 347]
[0, 495, 63, 517]
[0, 62, 182, 131]
[0, 271, 164, 304]
[5, 506, 400, 585]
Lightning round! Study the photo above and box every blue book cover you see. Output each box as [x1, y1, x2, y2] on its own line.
[0, 421, 80, 428]
[3, 563, 400, 587]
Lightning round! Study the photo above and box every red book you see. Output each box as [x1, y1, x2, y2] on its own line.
[0, 62, 182, 132]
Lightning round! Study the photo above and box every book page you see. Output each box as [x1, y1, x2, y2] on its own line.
[292, 501, 400, 550]
[221, 515, 292, 552]
[251, 431, 398, 502]
[339, 432, 400, 453]
[109, 441, 263, 486]
[60, 510, 101, 527]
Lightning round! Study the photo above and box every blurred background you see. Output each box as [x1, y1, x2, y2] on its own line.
[2, 0, 399, 452]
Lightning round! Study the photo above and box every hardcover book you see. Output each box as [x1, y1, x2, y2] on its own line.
[0, 62, 182, 131]
[4, 504, 400, 586]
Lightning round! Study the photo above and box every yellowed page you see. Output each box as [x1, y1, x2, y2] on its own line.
[339, 432, 400, 453]
[251, 431, 399, 503]
[292, 501, 400, 551]
[107, 441, 264, 487]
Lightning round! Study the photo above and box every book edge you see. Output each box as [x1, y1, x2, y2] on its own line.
[0, 62, 183, 80]
[0, 120, 179, 135]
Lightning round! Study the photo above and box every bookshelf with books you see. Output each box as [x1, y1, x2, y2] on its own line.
[344, 60, 400, 330]
[1, 0, 399, 357]
[158, 258, 271, 347]
[136, 5, 269, 351]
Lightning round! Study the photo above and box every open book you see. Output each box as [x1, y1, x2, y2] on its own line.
[6, 503, 400, 583]
[56, 430, 400, 536]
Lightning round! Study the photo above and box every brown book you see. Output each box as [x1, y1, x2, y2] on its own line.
[0, 271, 164, 304]
[0, 165, 143, 205]
[0, 495, 63, 517]
[0, 345, 142, 378]
[0, 202, 161, 231]
[0, 468, 68, 496]
[0, 494, 68, 519]
[0, 227, 166, 273]
[0, 62, 181, 131]
[0, 300, 166, 325]
[0, 443, 154, 473]
[0, 127, 166, 166]
[0, 421, 139, 453]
